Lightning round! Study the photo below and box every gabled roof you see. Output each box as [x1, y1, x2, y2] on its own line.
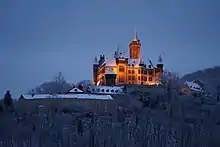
[69, 87, 83, 93]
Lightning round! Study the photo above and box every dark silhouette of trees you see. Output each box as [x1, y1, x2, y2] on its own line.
[0, 105, 3, 112]
[217, 85, 219, 102]
[28, 72, 72, 94]
[3, 90, 13, 108]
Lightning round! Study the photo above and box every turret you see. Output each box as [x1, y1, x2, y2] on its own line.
[93, 57, 99, 84]
[156, 55, 163, 71]
[129, 31, 141, 59]
[98, 54, 105, 66]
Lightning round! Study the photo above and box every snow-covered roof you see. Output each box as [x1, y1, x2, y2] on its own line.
[69, 87, 83, 93]
[100, 57, 117, 67]
[88, 85, 124, 94]
[105, 68, 116, 75]
[128, 59, 140, 67]
[184, 81, 203, 92]
[22, 94, 113, 100]
[117, 52, 128, 59]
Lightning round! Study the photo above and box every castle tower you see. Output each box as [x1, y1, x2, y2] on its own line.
[93, 57, 99, 84]
[105, 68, 117, 86]
[156, 55, 164, 71]
[129, 31, 141, 59]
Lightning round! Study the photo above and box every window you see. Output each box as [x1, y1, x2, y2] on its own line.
[149, 71, 153, 75]
[132, 64, 134, 67]
[149, 77, 152, 81]
[106, 89, 109, 92]
[138, 76, 140, 80]
[111, 89, 114, 92]
[144, 77, 147, 81]
[141, 70, 143, 74]
[101, 89, 104, 92]
[128, 76, 131, 80]
[132, 76, 135, 81]
[141, 76, 143, 81]
[132, 70, 135, 74]
[119, 66, 124, 72]
[144, 70, 147, 75]
[141, 82, 143, 85]
[128, 70, 131, 74]
[138, 70, 140, 74]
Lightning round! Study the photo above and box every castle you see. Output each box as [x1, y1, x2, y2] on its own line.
[93, 32, 164, 86]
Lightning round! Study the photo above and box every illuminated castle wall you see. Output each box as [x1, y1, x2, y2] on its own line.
[93, 32, 163, 86]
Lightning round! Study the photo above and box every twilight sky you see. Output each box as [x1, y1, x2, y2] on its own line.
[0, 0, 220, 98]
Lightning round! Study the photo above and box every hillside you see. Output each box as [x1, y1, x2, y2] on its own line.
[1, 87, 220, 146]
[180, 66, 220, 94]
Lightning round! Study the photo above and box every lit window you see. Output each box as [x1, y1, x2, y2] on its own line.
[132, 76, 135, 81]
[149, 71, 153, 75]
[119, 66, 124, 72]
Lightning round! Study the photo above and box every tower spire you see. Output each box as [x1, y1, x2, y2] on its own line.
[133, 29, 138, 41]
[158, 54, 163, 63]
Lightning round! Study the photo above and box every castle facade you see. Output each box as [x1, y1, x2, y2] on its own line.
[93, 32, 163, 86]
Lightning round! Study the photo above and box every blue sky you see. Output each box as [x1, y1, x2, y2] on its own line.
[0, 0, 220, 98]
